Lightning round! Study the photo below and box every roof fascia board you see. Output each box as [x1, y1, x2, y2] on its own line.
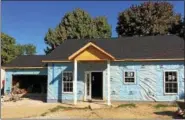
[41, 58, 184, 62]
[2, 67, 47, 69]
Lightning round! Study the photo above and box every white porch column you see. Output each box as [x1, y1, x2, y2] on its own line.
[73, 60, 77, 105]
[107, 60, 111, 105]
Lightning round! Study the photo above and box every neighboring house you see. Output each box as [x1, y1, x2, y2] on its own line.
[2, 35, 184, 105]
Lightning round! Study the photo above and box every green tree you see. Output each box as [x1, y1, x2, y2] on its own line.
[93, 16, 112, 38]
[1, 33, 36, 65]
[170, 18, 185, 38]
[182, 18, 185, 39]
[24, 44, 36, 55]
[1, 33, 18, 64]
[16, 44, 25, 55]
[44, 8, 111, 54]
[116, 2, 182, 37]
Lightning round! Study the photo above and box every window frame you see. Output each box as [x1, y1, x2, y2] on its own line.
[163, 70, 178, 95]
[62, 71, 73, 94]
[123, 70, 136, 84]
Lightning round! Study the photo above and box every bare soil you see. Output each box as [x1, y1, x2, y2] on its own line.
[2, 99, 182, 119]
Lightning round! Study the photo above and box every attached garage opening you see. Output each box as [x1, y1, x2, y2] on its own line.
[12, 75, 47, 102]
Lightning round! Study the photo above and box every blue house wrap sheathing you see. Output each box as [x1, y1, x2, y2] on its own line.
[3, 35, 184, 105]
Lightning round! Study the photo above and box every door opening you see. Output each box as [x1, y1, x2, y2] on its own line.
[91, 72, 103, 99]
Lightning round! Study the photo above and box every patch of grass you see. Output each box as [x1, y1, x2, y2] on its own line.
[40, 112, 49, 116]
[78, 105, 91, 110]
[40, 105, 91, 117]
[170, 103, 177, 107]
[40, 105, 71, 116]
[154, 104, 169, 109]
[117, 103, 136, 108]
[49, 105, 71, 112]
[154, 103, 177, 109]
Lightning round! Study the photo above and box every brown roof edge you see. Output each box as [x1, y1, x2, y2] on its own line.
[42, 58, 185, 62]
[2, 67, 47, 69]
[115, 58, 185, 62]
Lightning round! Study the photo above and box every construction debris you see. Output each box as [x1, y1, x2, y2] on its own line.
[3, 82, 27, 102]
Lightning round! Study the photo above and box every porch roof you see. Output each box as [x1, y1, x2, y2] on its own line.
[68, 42, 115, 61]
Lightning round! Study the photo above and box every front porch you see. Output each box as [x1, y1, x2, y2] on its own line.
[69, 42, 114, 105]
[47, 42, 115, 105]
[73, 60, 111, 105]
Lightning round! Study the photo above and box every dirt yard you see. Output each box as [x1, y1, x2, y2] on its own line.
[2, 98, 183, 119]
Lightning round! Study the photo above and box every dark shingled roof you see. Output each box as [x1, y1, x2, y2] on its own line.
[3, 55, 46, 67]
[3, 35, 184, 67]
[44, 35, 184, 61]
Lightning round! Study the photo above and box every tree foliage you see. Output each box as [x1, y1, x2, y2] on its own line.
[1, 33, 36, 65]
[23, 44, 36, 55]
[116, 2, 183, 37]
[179, 18, 184, 38]
[170, 18, 185, 38]
[1, 33, 18, 65]
[44, 8, 111, 54]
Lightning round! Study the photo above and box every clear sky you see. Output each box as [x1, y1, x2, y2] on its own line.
[2, 1, 184, 54]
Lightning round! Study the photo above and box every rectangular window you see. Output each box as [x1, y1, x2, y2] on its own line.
[62, 71, 73, 93]
[124, 71, 136, 84]
[164, 71, 178, 94]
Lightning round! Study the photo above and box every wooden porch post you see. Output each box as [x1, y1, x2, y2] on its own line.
[107, 60, 111, 105]
[74, 60, 77, 105]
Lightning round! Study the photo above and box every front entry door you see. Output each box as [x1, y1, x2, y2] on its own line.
[91, 72, 103, 99]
